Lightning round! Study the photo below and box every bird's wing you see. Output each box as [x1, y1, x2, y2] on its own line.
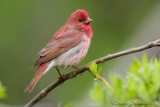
[33, 31, 83, 68]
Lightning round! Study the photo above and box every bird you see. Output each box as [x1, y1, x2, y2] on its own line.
[24, 9, 93, 92]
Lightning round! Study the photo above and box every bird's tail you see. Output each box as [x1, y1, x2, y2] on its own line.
[24, 63, 48, 93]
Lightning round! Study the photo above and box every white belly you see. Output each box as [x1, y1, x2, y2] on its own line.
[44, 36, 91, 73]
[55, 42, 89, 67]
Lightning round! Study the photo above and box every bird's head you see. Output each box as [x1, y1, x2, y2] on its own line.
[67, 9, 93, 37]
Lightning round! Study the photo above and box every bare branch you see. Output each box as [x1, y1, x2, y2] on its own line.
[25, 39, 160, 107]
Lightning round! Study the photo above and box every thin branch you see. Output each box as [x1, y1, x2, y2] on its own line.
[25, 39, 160, 107]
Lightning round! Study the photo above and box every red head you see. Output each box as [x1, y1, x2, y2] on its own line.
[67, 9, 93, 38]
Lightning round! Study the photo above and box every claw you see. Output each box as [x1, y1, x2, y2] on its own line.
[58, 75, 65, 79]
[70, 66, 80, 77]
[72, 66, 80, 69]
[73, 70, 77, 76]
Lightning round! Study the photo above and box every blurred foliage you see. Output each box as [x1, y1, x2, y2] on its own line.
[90, 83, 107, 106]
[88, 54, 160, 107]
[0, 82, 6, 99]
[64, 103, 72, 107]
[0, 82, 8, 107]
[0, 0, 160, 106]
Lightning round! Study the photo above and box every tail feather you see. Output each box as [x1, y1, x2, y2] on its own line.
[24, 63, 47, 93]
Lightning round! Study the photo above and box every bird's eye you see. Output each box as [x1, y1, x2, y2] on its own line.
[79, 19, 83, 22]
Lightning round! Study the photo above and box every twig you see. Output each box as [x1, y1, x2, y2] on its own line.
[98, 75, 113, 91]
[25, 39, 160, 107]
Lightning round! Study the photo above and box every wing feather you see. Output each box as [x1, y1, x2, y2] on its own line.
[33, 31, 83, 68]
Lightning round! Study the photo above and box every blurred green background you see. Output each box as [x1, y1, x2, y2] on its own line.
[1, 0, 160, 106]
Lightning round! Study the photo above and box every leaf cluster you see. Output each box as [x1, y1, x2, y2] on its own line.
[89, 54, 160, 107]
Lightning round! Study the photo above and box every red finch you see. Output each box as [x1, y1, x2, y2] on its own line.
[24, 9, 93, 92]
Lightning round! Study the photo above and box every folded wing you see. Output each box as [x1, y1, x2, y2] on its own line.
[33, 32, 83, 68]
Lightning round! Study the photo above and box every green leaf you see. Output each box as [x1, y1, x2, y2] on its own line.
[130, 58, 141, 76]
[142, 53, 147, 66]
[89, 62, 98, 76]
[98, 66, 102, 75]
[0, 82, 6, 99]
[90, 83, 106, 105]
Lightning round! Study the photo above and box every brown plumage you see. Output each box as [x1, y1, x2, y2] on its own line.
[33, 32, 83, 68]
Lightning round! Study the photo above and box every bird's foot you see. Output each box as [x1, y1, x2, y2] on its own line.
[72, 66, 80, 70]
[56, 67, 65, 79]
[69, 66, 80, 77]
[58, 74, 65, 80]
[73, 69, 77, 76]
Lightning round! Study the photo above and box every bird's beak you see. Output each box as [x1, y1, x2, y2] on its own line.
[84, 18, 93, 24]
